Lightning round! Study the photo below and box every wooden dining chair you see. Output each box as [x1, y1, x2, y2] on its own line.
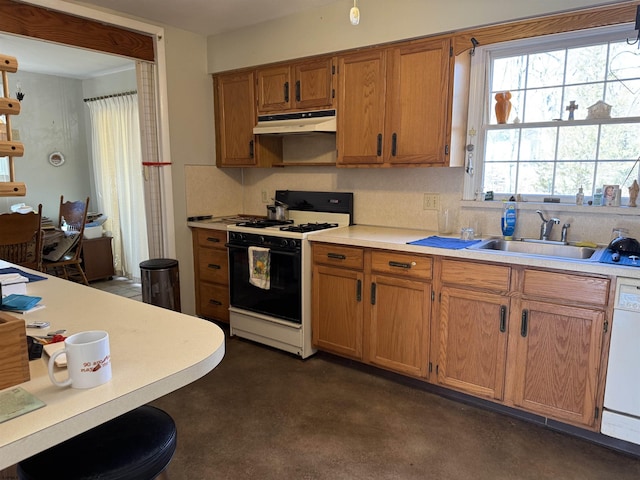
[42, 196, 90, 285]
[0, 205, 44, 271]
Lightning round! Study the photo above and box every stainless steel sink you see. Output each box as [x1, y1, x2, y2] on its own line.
[470, 238, 597, 260]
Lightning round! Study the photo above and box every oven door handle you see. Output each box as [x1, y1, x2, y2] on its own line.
[225, 243, 300, 256]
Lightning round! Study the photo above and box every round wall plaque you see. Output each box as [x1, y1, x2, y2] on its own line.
[48, 151, 65, 167]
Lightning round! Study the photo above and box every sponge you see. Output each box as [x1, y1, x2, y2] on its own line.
[574, 241, 598, 248]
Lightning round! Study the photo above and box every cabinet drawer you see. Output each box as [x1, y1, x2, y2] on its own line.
[198, 249, 229, 285]
[522, 270, 610, 307]
[313, 243, 363, 269]
[441, 259, 510, 292]
[196, 229, 227, 249]
[371, 250, 432, 280]
[198, 282, 229, 322]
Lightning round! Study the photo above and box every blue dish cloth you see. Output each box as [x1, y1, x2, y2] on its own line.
[598, 249, 640, 267]
[0, 267, 47, 282]
[408, 236, 482, 250]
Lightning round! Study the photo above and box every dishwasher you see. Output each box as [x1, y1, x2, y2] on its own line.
[601, 277, 640, 445]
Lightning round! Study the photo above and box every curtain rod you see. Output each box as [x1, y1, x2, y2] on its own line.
[83, 90, 137, 103]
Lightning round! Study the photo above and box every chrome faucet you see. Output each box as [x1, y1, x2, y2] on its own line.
[561, 223, 570, 243]
[536, 210, 560, 241]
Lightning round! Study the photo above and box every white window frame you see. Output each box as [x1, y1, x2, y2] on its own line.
[463, 23, 639, 204]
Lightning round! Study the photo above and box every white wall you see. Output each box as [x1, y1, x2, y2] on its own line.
[206, 0, 623, 72]
[1, 71, 91, 220]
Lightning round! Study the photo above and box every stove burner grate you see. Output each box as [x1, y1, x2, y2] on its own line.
[280, 222, 338, 233]
[235, 219, 293, 228]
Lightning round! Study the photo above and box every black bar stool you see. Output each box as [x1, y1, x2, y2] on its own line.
[17, 405, 176, 480]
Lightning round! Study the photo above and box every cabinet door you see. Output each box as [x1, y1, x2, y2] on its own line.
[257, 66, 291, 113]
[312, 264, 364, 359]
[511, 300, 605, 428]
[369, 274, 430, 377]
[294, 58, 334, 110]
[214, 71, 257, 166]
[386, 38, 451, 165]
[337, 49, 386, 165]
[438, 286, 509, 400]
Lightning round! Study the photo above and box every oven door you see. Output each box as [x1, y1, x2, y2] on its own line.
[227, 243, 302, 323]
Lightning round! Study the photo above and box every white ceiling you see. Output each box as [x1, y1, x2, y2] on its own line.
[0, 0, 342, 79]
[0, 33, 135, 79]
[73, 0, 343, 36]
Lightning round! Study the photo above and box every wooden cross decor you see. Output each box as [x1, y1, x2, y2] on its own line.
[0, 53, 26, 197]
[565, 100, 579, 121]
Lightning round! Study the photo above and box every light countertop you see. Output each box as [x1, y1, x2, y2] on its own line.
[0, 261, 225, 469]
[308, 224, 640, 279]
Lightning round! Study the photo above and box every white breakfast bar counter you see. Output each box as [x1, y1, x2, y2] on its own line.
[0, 261, 225, 470]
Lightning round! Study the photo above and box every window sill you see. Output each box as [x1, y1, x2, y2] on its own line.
[460, 200, 640, 216]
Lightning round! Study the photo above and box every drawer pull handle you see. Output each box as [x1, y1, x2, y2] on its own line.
[521, 309, 529, 337]
[499, 305, 507, 333]
[371, 282, 376, 305]
[388, 261, 415, 269]
[209, 299, 222, 306]
[356, 279, 362, 302]
[206, 237, 220, 243]
[207, 264, 221, 270]
[327, 253, 346, 260]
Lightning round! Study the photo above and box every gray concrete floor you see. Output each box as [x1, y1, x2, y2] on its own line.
[151, 332, 640, 480]
[3, 278, 639, 479]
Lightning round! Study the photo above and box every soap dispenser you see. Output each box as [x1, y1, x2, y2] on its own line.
[576, 186, 584, 205]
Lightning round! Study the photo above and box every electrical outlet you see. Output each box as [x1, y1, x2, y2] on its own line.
[261, 190, 269, 203]
[423, 193, 440, 210]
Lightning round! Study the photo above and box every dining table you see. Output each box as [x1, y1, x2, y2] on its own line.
[0, 260, 225, 470]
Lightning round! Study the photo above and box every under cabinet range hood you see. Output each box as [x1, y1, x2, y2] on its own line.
[253, 109, 336, 135]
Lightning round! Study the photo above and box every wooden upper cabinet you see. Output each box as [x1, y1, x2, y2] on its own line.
[336, 49, 387, 165]
[256, 57, 334, 113]
[386, 38, 452, 165]
[337, 38, 453, 166]
[213, 71, 258, 167]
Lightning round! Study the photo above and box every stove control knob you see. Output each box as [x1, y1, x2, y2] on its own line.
[290, 240, 299, 249]
[259, 236, 265, 244]
[229, 232, 236, 241]
[281, 239, 289, 248]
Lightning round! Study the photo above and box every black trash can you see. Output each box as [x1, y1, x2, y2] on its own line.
[140, 258, 181, 312]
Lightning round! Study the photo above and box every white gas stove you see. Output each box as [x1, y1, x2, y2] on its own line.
[226, 191, 353, 358]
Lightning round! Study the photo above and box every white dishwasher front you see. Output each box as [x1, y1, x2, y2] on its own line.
[601, 277, 640, 445]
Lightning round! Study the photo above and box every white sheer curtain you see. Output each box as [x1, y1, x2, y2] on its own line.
[86, 93, 149, 281]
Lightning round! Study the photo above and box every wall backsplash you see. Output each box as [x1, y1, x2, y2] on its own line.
[186, 164, 640, 247]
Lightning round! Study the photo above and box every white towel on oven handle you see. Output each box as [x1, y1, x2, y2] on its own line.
[248, 246, 271, 290]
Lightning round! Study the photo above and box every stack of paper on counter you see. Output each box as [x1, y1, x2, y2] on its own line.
[0, 273, 28, 296]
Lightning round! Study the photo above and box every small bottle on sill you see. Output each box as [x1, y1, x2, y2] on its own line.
[576, 186, 584, 206]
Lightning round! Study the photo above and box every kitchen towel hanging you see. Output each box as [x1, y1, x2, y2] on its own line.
[248, 246, 271, 290]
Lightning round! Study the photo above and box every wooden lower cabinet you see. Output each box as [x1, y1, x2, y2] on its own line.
[312, 243, 365, 359]
[312, 264, 364, 359]
[509, 299, 605, 427]
[192, 228, 229, 323]
[438, 286, 509, 400]
[312, 244, 613, 431]
[368, 273, 430, 377]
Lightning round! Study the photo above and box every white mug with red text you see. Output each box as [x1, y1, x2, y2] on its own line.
[48, 330, 112, 389]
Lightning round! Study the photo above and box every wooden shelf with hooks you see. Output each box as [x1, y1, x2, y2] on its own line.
[0, 53, 26, 197]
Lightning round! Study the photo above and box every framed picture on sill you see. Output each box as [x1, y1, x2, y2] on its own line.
[603, 184, 620, 206]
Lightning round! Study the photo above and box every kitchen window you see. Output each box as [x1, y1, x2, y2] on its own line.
[464, 25, 640, 204]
